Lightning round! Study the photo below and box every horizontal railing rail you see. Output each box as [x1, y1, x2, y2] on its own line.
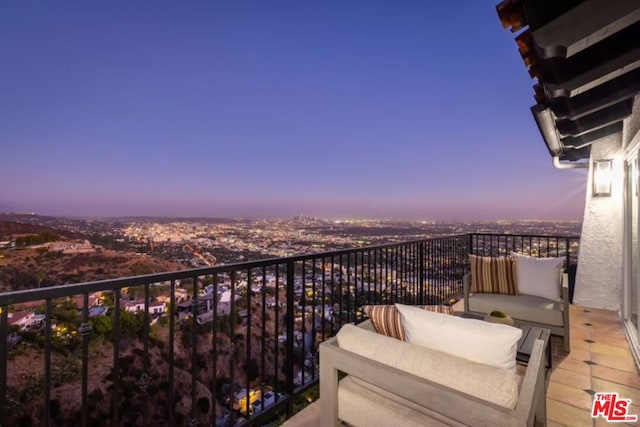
[0, 235, 472, 307]
[0, 232, 578, 426]
[470, 233, 580, 264]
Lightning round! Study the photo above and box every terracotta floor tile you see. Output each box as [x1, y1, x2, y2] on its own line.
[550, 368, 592, 390]
[569, 320, 588, 330]
[547, 398, 596, 427]
[589, 328, 628, 341]
[569, 330, 590, 341]
[588, 335, 633, 349]
[585, 308, 620, 318]
[591, 342, 635, 359]
[594, 415, 636, 427]
[547, 382, 594, 410]
[570, 339, 591, 352]
[584, 307, 619, 316]
[592, 378, 640, 403]
[591, 353, 638, 374]
[556, 357, 593, 376]
[591, 365, 640, 388]
[588, 321, 624, 331]
[585, 314, 621, 325]
[571, 323, 593, 333]
[631, 403, 640, 420]
[566, 348, 591, 363]
[594, 402, 640, 426]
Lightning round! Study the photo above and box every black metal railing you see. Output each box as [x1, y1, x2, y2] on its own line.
[0, 233, 577, 426]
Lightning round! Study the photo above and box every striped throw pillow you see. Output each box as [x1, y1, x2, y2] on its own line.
[362, 304, 453, 341]
[470, 255, 517, 295]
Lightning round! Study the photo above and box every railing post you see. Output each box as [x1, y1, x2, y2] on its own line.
[81, 293, 91, 427]
[418, 242, 425, 306]
[113, 289, 121, 425]
[566, 237, 574, 304]
[168, 280, 175, 426]
[44, 299, 52, 427]
[0, 305, 7, 426]
[190, 277, 199, 426]
[285, 260, 295, 419]
[468, 233, 474, 257]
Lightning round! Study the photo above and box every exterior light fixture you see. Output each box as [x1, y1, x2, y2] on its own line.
[593, 159, 613, 197]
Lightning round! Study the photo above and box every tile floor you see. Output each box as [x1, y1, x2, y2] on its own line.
[283, 305, 640, 427]
[546, 305, 640, 427]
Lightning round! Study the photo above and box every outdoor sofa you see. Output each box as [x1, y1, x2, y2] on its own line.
[320, 304, 548, 427]
[463, 253, 570, 352]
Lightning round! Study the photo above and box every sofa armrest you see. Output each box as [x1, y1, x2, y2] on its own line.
[463, 272, 471, 312]
[561, 272, 570, 352]
[515, 339, 547, 426]
[320, 332, 547, 427]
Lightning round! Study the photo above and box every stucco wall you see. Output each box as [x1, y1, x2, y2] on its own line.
[626, 95, 640, 149]
[624, 96, 640, 319]
[574, 133, 624, 310]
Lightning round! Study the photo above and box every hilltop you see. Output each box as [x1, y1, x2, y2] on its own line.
[0, 221, 185, 292]
[0, 220, 78, 241]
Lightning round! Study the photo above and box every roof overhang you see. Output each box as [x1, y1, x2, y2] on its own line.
[498, 0, 640, 162]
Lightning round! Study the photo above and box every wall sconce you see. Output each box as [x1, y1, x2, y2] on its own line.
[593, 159, 613, 197]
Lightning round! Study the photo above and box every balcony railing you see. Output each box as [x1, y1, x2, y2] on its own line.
[0, 233, 579, 426]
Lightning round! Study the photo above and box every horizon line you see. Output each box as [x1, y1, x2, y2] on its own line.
[0, 211, 583, 223]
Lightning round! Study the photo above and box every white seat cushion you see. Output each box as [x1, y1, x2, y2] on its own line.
[338, 376, 448, 427]
[336, 323, 519, 409]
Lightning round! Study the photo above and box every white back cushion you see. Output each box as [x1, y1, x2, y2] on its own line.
[513, 253, 563, 301]
[396, 303, 522, 371]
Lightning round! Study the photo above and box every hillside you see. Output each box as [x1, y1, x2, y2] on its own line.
[0, 220, 78, 241]
[0, 221, 185, 292]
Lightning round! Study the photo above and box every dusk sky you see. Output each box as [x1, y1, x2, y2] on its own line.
[1, 1, 588, 220]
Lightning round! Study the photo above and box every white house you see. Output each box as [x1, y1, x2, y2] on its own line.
[120, 299, 166, 315]
[8, 311, 44, 331]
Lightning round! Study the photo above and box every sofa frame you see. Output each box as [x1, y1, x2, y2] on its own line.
[319, 320, 548, 427]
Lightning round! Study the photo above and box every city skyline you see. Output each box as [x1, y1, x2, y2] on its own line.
[1, 1, 588, 221]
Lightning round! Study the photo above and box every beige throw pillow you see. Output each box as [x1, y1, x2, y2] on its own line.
[362, 304, 453, 341]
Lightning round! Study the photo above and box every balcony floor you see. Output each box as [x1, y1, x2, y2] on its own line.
[284, 304, 640, 427]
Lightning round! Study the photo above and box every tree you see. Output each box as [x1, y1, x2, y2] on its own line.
[90, 315, 113, 339]
[54, 299, 81, 325]
[242, 358, 259, 383]
[120, 310, 144, 338]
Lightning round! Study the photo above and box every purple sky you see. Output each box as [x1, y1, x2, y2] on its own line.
[0, 1, 587, 220]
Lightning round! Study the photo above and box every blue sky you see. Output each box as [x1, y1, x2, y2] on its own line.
[0, 1, 587, 220]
